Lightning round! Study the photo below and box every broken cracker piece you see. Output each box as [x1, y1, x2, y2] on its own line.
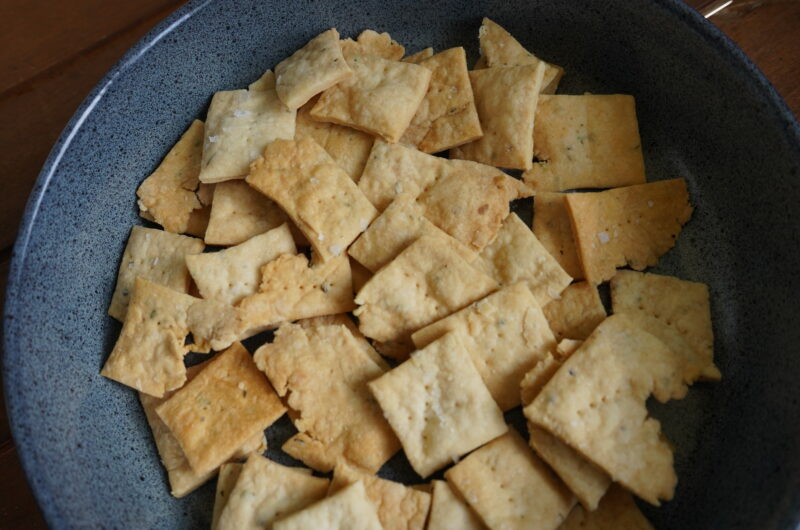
[532, 192, 584, 280]
[403, 47, 434, 64]
[560, 484, 655, 530]
[272, 480, 382, 530]
[542, 281, 606, 340]
[340, 29, 405, 60]
[427, 480, 485, 530]
[204, 180, 290, 247]
[296, 313, 389, 370]
[212, 463, 243, 530]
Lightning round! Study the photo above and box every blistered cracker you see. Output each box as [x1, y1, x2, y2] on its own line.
[296, 313, 389, 370]
[186, 224, 296, 305]
[368, 332, 508, 477]
[353, 235, 498, 345]
[198, 85, 295, 184]
[136, 120, 204, 234]
[445, 430, 575, 530]
[254, 323, 399, 472]
[108, 226, 203, 321]
[400, 47, 483, 153]
[348, 194, 477, 273]
[275, 28, 353, 110]
[204, 180, 290, 246]
[216, 454, 329, 530]
[525, 314, 688, 505]
[340, 29, 405, 60]
[156, 342, 286, 476]
[542, 281, 606, 340]
[560, 484, 655, 530]
[330, 461, 431, 530]
[478, 18, 564, 93]
[272, 480, 382, 530]
[246, 137, 378, 262]
[523, 94, 646, 191]
[532, 192, 584, 279]
[411, 283, 556, 411]
[212, 463, 244, 530]
[450, 63, 545, 170]
[427, 480, 485, 530]
[310, 52, 431, 143]
[611, 270, 720, 380]
[565, 178, 693, 284]
[476, 213, 572, 305]
[403, 47, 434, 64]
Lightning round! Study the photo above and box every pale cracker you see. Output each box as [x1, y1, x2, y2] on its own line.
[186, 224, 296, 305]
[450, 63, 545, 170]
[295, 96, 374, 181]
[560, 484, 655, 530]
[411, 283, 557, 411]
[518, 338, 582, 405]
[108, 226, 204, 321]
[198, 85, 295, 184]
[525, 314, 688, 505]
[296, 313, 389, 370]
[329, 461, 431, 530]
[542, 281, 606, 340]
[523, 94, 646, 191]
[275, 28, 353, 110]
[532, 192, 584, 279]
[475, 213, 572, 304]
[427, 480, 485, 530]
[212, 463, 244, 530]
[565, 178, 694, 284]
[353, 235, 498, 345]
[204, 180, 289, 246]
[340, 29, 405, 60]
[368, 332, 508, 477]
[348, 194, 477, 273]
[254, 323, 399, 472]
[445, 429, 575, 530]
[136, 119, 204, 233]
[403, 47, 434, 64]
[272, 480, 382, 530]
[156, 342, 286, 476]
[399, 47, 482, 153]
[246, 137, 378, 262]
[611, 270, 720, 380]
[310, 53, 431, 143]
[478, 17, 564, 93]
[216, 454, 329, 530]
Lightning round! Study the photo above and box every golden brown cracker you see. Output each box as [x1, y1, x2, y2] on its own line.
[272, 481, 382, 530]
[204, 180, 289, 246]
[560, 484, 655, 530]
[542, 281, 606, 340]
[340, 29, 405, 60]
[532, 192, 584, 280]
[403, 47, 434, 64]
[427, 480, 485, 530]
[295, 313, 389, 371]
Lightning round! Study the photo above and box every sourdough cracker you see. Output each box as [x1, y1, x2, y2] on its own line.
[532, 192, 584, 279]
[368, 332, 508, 477]
[565, 178, 694, 284]
[560, 484, 654, 530]
[254, 323, 399, 472]
[136, 119, 204, 233]
[185, 299, 251, 353]
[212, 463, 244, 529]
[272, 481, 382, 530]
[340, 29, 405, 60]
[204, 180, 290, 246]
[297, 313, 389, 370]
[445, 430, 575, 530]
[518, 338, 582, 405]
[108, 226, 204, 321]
[542, 281, 606, 340]
[427, 480, 485, 530]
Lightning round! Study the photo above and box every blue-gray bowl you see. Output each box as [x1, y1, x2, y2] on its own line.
[4, 0, 800, 528]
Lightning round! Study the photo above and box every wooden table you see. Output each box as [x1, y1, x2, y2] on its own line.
[0, 0, 798, 526]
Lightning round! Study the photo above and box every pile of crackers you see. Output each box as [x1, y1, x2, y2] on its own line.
[100, 18, 720, 529]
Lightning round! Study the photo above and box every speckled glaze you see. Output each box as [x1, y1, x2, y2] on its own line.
[3, 0, 800, 528]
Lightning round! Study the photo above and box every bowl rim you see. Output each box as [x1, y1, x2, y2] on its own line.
[3, 0, 799, 526]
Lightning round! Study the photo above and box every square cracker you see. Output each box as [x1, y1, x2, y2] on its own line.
[136, 119, 204, 234]
[476, 213, 572, 305]
[198, 85, 295, 184]
[353, 235, 498, 345]
[560, 484, 655, 530]
[427, 480, 484, 530]
[523, 94, 646, 191]
[611, 270, 720, 381]
[399, 47, 483, 153]
[254, 323, 399, 472]
[450, 63, 545, 170]
[478, 18, 564, 94]
[108, 226, 204, 321]
[310, 52, 431, 143]
[204, 180, 290, 246]
[330, 461, 431, 530]
[565, 178, 694, 284]
[272, 480, 382, 530]
[368, 332, 508, 477]
[348, 194, 477, 273]
[275, 28, 353, 110]
[411, 283, 557, 411]
[156, 342, 286, 476]
[186, 224, 296, 305]
[533, 192, 584, 280]
[216, 454, 329, 530]
[340, 29, 405, 60]
[524, 314, 688, 505]
[542, 281, 606, 340]
[295, 96, 374, 181]
[246, 137, 378, 262]
[212, 463, 243, 530]
[445, 429, 575, 530]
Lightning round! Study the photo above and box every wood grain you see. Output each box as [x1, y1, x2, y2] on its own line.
[0, 444, 47, 529]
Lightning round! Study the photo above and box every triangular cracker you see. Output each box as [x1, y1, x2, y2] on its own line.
[272, 481, 382, 530]
[427, 480, 484, 530]
[560, 484, 655, 530]
[532, 192, 584, 279]
[542, 281, 606, 340]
